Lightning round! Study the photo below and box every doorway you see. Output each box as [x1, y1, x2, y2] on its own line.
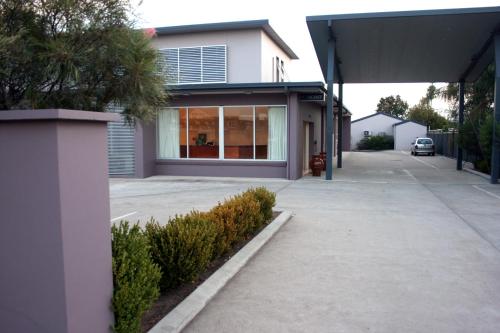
[303, 122, 315, 175]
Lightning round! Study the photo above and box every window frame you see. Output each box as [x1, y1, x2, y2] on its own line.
[156, 104, 288, 162]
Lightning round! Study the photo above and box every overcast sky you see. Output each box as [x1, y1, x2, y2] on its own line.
[133, 0, 500, 119]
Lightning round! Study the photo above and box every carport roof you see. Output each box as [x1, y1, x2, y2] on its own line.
[307, 7, 500, 83]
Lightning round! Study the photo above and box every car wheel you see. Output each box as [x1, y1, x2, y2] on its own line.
[414, 152, 418, 156]
[432, 152, 435, 156]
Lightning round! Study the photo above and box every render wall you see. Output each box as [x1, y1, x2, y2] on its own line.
[351, 114, 401, 150]
[152, 30, 262, 83]
[260, 31, 292, 82]
[394, 122, 427, 150]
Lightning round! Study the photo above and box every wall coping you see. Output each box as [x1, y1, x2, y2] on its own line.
[0, 109, 120, 122]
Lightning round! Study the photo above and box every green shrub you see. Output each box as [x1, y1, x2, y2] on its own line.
[111, 221, 161, 333]
[206, 197, 245, 257]
[246, 187, 276, 224]
[145, 213, 217, 290]
[357, 135, 394, 150]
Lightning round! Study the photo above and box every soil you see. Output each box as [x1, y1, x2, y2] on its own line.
[141, 211, 281, 332]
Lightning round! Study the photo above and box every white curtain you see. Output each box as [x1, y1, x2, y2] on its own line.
[158, 108, 180, 158]
[267, 107, 286, 160]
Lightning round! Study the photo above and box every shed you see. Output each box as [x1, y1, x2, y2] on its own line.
[393, 120, 427, 150]
[350, 113, 402, 150]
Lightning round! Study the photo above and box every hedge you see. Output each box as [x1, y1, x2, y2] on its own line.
[111, 222, 162, 333]
[357, 135, 394, 150]
[144, 213, 217, 290]
[112, 187, 276, 330]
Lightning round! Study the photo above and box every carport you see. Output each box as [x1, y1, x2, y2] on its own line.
[307, 6, 500, 184]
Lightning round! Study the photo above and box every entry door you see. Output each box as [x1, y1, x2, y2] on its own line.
[303, 122, 310, 175]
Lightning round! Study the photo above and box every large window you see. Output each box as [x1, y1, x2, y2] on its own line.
[158, 106, 286, 161]
[158, 45, 227, 85]
[224, 107, 254, 159]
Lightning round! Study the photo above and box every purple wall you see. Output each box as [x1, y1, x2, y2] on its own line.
[151, 93, 291, 179]
[0, 109, 118, 333]
[156, 159, 286, 178]
[134, 92, 324, 180]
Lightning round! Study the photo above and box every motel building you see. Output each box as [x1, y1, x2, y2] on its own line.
[107, 20, 351, 180]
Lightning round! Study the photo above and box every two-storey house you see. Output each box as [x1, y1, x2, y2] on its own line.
[107, 19, 351, 179]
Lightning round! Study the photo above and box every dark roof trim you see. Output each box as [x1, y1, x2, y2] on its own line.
[155, 19, 299, 59]
[351, 112, 404, 123]
[167, 82, 352, 114]
[168, 81, 326, 93]
[306, 6, 500, 22]
[393, 119, 427, 127]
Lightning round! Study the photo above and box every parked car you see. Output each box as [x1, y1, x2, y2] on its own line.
[411, 137, 435, 156]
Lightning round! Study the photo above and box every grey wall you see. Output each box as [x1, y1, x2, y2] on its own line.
[343, 115, 351, 151]
[0, 109, 116, 333]
[152, 30, 263, 83]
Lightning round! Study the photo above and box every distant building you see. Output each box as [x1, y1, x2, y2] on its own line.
[351, 113, 426, 150]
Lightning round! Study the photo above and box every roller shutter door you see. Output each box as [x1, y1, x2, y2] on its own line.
[107, 107, 135, 176]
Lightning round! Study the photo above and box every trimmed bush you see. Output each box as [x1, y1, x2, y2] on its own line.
[246, 187, 276, 224]
[145, 212, 217, 290]
[357, 135, 394, 150]
[111, 221, 161, 333]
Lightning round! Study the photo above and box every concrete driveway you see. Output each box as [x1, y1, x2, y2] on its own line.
[110, 151, 500, 332]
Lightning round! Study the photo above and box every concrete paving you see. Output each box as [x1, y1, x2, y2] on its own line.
[110, 151, 500, 332]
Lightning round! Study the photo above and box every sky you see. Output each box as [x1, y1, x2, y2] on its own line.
[132, 0, 500, 120]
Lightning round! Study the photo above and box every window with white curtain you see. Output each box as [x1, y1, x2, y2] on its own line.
[158, 106, 286, 161]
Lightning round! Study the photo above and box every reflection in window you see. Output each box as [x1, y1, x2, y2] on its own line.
[187, 108, 219, 158]
[224, 107, 254, 159]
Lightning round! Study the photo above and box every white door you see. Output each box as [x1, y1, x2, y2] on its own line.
[303, 122, 310, 175]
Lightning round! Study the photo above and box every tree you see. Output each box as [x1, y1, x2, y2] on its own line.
[437, 65, 496, 171]
[376, 95, 409, 118]
[0, 0, 167, 122]
[407, 99, 448, 130]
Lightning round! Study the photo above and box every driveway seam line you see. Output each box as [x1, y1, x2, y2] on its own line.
[472, 185, 500, 200]
[421, 183, 500, 253]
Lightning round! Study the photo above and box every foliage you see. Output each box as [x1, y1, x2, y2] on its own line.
[0, 0, 167, 122]
[376, 95, 409, 118]
[206, 192, 261, 257]
[111, 221, 161, 333]
[357, 135, 394, 150]
[245, 187, 276, 223]
[145, 213, 217, 290]
[407, 99, 449, 130]
[437, 64, 498, 172]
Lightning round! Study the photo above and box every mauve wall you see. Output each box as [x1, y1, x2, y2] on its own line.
[0, 110, 115, 333]
[148, 93, 291, 179]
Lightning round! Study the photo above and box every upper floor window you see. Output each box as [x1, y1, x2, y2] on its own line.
[158, 45, 227, 84]
[273, 56, 286, 82]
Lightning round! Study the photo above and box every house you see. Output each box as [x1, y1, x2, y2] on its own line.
[108, 20, 351, 179]
[350, 112, 426, 150]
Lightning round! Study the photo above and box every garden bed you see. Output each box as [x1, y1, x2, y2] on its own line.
[140, 211, 280, 332]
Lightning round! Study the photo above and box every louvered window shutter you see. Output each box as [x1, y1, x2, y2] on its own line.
[202, 45, 226, 83]
[159, 45, 226, 84]
[179, 47, 202, 83]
